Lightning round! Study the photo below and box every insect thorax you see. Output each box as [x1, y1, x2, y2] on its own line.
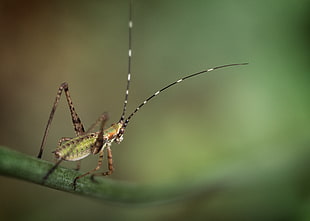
[103, 122, 123, 143]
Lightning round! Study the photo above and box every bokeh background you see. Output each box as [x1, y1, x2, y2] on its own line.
[0, 0, 310, 220]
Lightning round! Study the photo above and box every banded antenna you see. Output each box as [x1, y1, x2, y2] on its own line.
[38, 0, 248, 186]
[119, 0, 133, 123]
[122, 63, 248, 128]
[118, 0, 248, 129]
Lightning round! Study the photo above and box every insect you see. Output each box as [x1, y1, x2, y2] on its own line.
[37, 1, 247, 188]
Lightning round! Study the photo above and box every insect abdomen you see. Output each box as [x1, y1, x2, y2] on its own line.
[55, 133, 98, 161]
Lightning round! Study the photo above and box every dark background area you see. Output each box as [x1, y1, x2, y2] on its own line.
[0, 0, 310, 220]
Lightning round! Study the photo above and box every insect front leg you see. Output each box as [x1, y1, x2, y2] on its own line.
[91, 145, 114, 180]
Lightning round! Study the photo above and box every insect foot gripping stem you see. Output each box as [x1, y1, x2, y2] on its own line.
[73, 144, 114, 190]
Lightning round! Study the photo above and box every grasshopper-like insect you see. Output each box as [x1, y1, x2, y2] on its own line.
[37, 1, 247, 188]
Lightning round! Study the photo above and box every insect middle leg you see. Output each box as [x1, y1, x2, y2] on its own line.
[73, 149, 105, 187]
[91, 145, 114, 180]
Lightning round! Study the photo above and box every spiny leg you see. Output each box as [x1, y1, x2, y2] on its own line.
[89, 113, 108, 154]
[85, 112, 109, 134]
[91, 145, 114, 180]
[38, 82, 85, 159]
[73, 113, 108, 188]
[39, 82, 86, 184]
[73, 150, 104, 188]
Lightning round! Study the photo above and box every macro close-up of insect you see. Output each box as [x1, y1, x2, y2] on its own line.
[37, 1, 247, 188]
[2, 0, 310, 220]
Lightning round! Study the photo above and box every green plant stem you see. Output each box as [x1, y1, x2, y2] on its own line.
[0, 146, 223, 204]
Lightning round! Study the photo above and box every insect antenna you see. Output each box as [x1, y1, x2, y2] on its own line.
[119, 0, 133, 124]
[122, 63, 248, 128]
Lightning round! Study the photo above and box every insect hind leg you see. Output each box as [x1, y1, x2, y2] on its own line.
[73, 150, 105, 189]
[38, 82, 85, 159]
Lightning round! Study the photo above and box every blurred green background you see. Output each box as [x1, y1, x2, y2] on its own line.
[0, 0, 310, 220]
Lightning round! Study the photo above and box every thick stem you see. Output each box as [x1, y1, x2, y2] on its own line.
[0, 146, 224, 205]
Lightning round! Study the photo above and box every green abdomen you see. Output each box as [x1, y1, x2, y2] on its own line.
[55, 133, 98, 161]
